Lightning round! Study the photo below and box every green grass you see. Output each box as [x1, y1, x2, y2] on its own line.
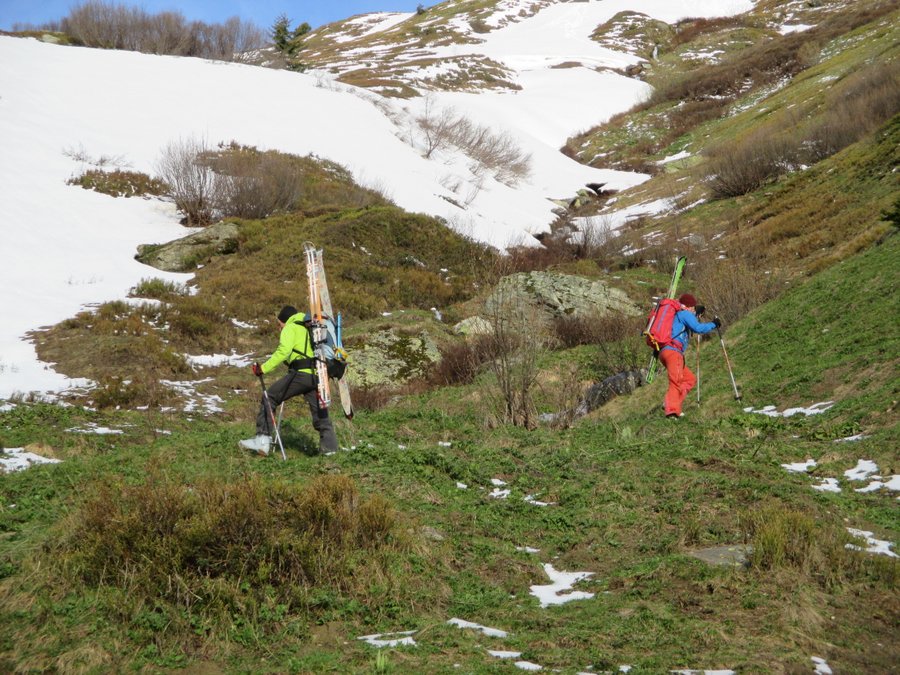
[3, 231, 898, 670]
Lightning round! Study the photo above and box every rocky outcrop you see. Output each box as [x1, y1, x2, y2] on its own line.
[486, 271, 640, 320]
[345, 328, 441, 388]
[135, 220, 239, 272]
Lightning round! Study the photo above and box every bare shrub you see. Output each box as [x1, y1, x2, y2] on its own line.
[428, 336, 492, 387]
[414, 104, 532, 185]
[61, 1, 264, 60]
[211, 144, 304, 219]
[692, 256, 782, 325]
[155, 137, 218, 225]
[802, 60, 900, 163]
[556, 312, 643, 350]
[704, 129, 800, 199]
[482, 292, 549, 429]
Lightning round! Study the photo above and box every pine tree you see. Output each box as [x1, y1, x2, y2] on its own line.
[270, 14, 311, 71]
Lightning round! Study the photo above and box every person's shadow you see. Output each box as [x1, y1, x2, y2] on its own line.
[278, 420, 320, 457]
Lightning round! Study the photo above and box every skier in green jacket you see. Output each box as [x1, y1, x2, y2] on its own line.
[239, 305, 338, 456]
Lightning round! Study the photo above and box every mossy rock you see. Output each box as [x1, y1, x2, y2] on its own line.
[486, 271, 640, 320]
[345, 328, 441, 387]
[135, 221, 240, 272]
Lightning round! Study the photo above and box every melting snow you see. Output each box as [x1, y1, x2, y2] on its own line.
[844, 460, 879, 482]
[447, 618, 509, 638]
[357, 630, 417, 647]
[0, 448, 61, 473]
[489, 650, 522, 659]
[744, 401, 834, 417]
[529, 563, 594, 607]
[782, 459, 816, 473]
[811, 478, 841, 493]
[846, 528, 897, 558]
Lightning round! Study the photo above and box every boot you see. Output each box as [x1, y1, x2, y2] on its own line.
[239, 434, 271, 456]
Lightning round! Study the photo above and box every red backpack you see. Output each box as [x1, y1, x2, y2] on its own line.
[644, 298, 682, 352]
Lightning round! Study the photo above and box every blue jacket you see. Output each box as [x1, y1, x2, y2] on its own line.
[662, 310, 717, 354]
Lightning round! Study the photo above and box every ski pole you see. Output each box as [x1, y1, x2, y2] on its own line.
[257, 372, 287, 461]
[696, 334, 701, 404]
[715, 325, 741, 401]
[276, 401, 285, 436]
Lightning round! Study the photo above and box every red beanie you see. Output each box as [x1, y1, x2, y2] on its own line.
[678, 293, 697, 308]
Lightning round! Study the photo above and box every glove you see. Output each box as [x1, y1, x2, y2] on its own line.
[713, 317, 722, 329]
[251, 362, 262, 377]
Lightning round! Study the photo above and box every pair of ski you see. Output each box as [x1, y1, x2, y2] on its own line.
[304, 242, 354, 420]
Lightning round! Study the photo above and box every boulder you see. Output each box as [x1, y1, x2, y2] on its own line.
[346, 328, 441, 388]
[135, 220, 239, 272]
[486, 271, 640, 320]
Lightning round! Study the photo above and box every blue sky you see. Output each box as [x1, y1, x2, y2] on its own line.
[0, 1, 424, 31]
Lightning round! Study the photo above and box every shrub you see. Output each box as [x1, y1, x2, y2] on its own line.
[67, 169, 169, 198]
[155, 137, 218, 225]
[692, 256, 783, 325]
[55, 473, 406, 609]
[60, 1, 265, 60]
[130, 277, 190, 300]
[704, 129, 800, 199]
[428, 336, 493, 387]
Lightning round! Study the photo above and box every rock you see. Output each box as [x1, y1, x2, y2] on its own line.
[687, 544, 752, 568]
[135, 220, 239, 272]
[577, 369, 644, 415]
[453, 317, 492, 337]
[346, 328, 440, 387]
[486, 271, 640, 320]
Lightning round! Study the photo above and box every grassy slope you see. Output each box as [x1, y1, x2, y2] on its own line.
[2, 242, 897, 672]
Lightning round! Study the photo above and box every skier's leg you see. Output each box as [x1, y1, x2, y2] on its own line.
[302, 381, 338, 453]
[660, 350, 686, 416]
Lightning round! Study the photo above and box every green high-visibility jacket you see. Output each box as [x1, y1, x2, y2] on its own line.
[261, 312, 314, 375]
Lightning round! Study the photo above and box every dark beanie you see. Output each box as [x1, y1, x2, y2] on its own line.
[678, 293, 697, 308]
[277, 305, 298, 323]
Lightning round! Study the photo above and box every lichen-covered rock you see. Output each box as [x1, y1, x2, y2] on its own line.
[486, 271, 639, 319]
[135, 220, 239, 272]
[453, 316, 492, 337]
[346, 329, 441, 387]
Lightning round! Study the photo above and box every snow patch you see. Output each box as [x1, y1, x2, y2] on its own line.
[529, 563, 594, 607]
[0, 448, 61, 473]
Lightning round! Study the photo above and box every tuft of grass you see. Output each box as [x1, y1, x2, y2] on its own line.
[67, 168, 169, 198]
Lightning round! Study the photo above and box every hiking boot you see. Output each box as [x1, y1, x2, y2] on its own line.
[666, 412, 684, 419]
[239, 434, 271, 456]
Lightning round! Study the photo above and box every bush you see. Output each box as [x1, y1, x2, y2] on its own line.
[428, 336, 493, 387]
[56, 473, 406, 608]
[704, 128, 801, 199]
[60, 1, 265, 60]
[67, 169, 169, 198]
[155, 137, 217, 225]
[692, 256, 782, 325]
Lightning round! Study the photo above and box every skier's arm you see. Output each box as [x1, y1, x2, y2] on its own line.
[261, 325, 294, 374]
[681, 311, 717, 335]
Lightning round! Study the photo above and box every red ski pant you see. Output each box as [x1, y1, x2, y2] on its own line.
[660, 349, 696, 416]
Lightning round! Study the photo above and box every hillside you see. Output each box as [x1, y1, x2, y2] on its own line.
[1, 0, 899, 673]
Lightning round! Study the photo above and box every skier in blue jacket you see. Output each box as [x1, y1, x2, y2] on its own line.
[659, 293, 720, 418]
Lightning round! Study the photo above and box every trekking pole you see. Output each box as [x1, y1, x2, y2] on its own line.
[257, 372, 287, 461]
[276, 402, 285, 436]
[715, 325, 741, 401]
[696, 334, 701, 404]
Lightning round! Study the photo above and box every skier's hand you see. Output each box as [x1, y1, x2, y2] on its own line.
[251, 362, 262, 377]
[713, 316, 722, 329]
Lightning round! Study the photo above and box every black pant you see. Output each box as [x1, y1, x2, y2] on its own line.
[256, 371, 338, 453]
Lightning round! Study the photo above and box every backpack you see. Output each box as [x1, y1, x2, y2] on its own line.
[320, 316, 348, 380]
[644, 298, 682, 353]
[290, 315, 349, 379]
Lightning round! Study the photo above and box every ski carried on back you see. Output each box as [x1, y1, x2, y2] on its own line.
[304, 243, 354, 419]
[643, 256, 686, 384]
